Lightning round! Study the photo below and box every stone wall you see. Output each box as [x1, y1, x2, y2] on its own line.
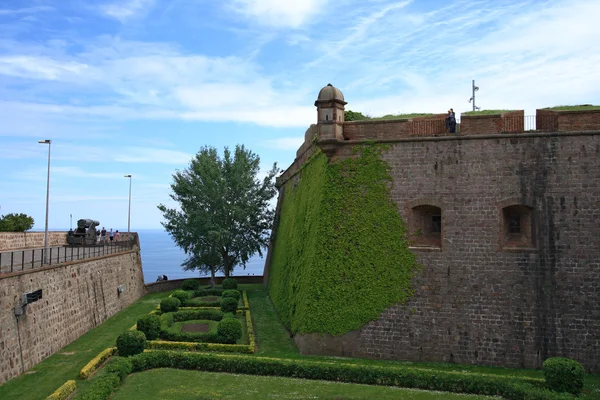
[0, 232, 68, 251]
[0, 250, 145, 384]
[145, 275, 265, 293]
[281, 131, 600, 373]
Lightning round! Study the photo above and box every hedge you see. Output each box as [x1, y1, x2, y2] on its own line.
[222, 289, 241, 301]
[46, 380, 76, 400]
[171, 289, 193, 303]
[543, 357, 585, 394]
[181, 279, 200, 291]
[146, 340, 253, 354]
[182, 298, 221, 307]
[116, 331, 146, 357]
[160, 297, 181, 313]
[136, 314, 161, 340]
[222, 278, 238, 290]
[72, 357, 132, 400]
[79, 347, 117, 379]
[129, 351, 573, 400]
[195, 288, 224, 297]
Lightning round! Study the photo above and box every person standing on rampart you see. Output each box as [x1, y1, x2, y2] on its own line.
[109, 229, 114, 242]
[446, 108, 457, 134]
[114, 230, 120, 242]
[101, 227, 107, 242]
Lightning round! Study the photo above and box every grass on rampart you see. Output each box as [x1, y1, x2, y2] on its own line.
[372, 113, 436, 120]
[0, 291, 169, 400]
[462, 109, 517, 115]
[110, 369, 496, 400]
[543, 105, 600, 111]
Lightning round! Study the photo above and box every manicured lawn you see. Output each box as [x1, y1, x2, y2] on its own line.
[0, 291, 169, 400]
[110, 369, 496, 400]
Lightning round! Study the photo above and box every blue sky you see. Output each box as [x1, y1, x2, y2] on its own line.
[1, 0, 599, 230]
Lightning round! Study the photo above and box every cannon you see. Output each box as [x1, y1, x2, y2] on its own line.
[67, 219, 100, 246]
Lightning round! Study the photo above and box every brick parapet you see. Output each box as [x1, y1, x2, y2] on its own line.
[145, 275, 264, 294]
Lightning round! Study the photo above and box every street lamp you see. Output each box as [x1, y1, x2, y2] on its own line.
[38, 139, 51, 265]
[124, 175, 132, 233]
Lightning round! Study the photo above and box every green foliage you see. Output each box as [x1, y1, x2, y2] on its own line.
[160, 297, 181, 313]
[217, 318, 243, 344]
[344, 110, 370, 121]
[171, 309, 223, 322]
[158, 310, 226, 343]
[221, 297, 238, 314]
[223, 312, 236, 319]
[462, 109, 516, 115]
[0, 213, 34, 232]
[268, 147, 421, 335]
[158, 145, 279, 278]
[171, 290, 192, 303]
[222, 278, 238, 290]
[136, 315, 161, 340]
[222, 289, 241, 301]
[543, 357, 585, 394]
[103, 357, 133, 381]
[116, 331, 146, 357]
[128, 351, 573, 400]
[544, 104, 600, 111]
[183, 297, 221, 307]
[195, 288, 224, 297]
[181, 279, 200, 291]
[72, 358, 132, 400]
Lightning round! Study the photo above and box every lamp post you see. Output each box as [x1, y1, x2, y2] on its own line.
[38, 139, 52, 265]
[124, 175, 132, 233]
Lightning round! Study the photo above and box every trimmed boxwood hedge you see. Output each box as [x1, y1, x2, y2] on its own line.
[543, 357, 585, 394]
[159, 309, 228, 343]
[128, 351, 573, 400]
[217, 318, 243, 344]
[195, 288, 224, 297]
[72, 357, 132, 400]
[181, 279, 200, 291]
[222, 278, 238, 290]
[160, 297, 181, 313]
[171, 290, 193, 303]
[221, 297, 238, 313]
[182, 298, 221, 307]
[136, 315, 161, 340]
[222, 289, 241, 301]
[116, 331, 146, 357]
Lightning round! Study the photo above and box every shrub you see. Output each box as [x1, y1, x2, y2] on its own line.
[222, 289, 241, 301]
[116, 331, 146, 357]
[160, 297, 181, 313]
[222, 278, 238, 290]
[171, 309, 223, 322]
[79, 347, 117, 379]
[171, 290, 192, 303]
[543, 357, 585, 394]
[195, 288, 224, 297]
[217, 318, 243, 344]
[137, 315, 161, 340]
[47, 380, 76, 400]
[181, 279, 200, 291]
[223, 312, 236, 319]
[103, 357, 133, 382]
[220, 297, 238, 313]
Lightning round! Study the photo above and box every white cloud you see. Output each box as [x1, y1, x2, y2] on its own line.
[99, 0, 154, 22]
[0, 56, 89, 80]
[228, 0, 324, 28]
[263, 136, 304, 150]
[0, 6, 54, 16]
[113, 148, 193, 164]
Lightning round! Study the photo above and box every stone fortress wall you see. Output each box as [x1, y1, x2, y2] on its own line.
[0, 233, 145, 384]
[265, 84, 600, 373]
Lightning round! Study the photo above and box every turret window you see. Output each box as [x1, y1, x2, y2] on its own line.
[501, 205, 534, 249]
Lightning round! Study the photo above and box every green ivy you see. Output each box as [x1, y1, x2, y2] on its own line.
[268, 145, 421, 335]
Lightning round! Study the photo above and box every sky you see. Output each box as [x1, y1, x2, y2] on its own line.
[1, 0, 599, 230]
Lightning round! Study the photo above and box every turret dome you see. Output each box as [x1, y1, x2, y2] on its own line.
[317, 83, 344, 102]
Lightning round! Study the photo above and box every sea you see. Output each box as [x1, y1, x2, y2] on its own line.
[138, 229, 266, 284]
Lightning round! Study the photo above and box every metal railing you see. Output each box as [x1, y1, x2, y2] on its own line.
[501, 115, 558, 133]
[0, 239, 136, 274]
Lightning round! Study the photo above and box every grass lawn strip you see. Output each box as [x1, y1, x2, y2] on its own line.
[0, 292, 169, 400]
[110, 369, 496, 400]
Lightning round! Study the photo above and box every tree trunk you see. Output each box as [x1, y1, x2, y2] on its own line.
[210, 265, 216, 288]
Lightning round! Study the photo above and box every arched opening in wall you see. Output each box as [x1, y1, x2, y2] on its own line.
[326, 115, 329, 121]
[409, 205, 442, 248]
[501, 205, 534, 249]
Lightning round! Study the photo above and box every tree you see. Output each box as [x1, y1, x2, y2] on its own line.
[344, 110, 370, 121]
[0, 213, 35, 232]
[158, 145, 279, 279]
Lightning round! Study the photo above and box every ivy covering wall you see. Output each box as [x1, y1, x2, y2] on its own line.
[267, 145, 421, 336]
